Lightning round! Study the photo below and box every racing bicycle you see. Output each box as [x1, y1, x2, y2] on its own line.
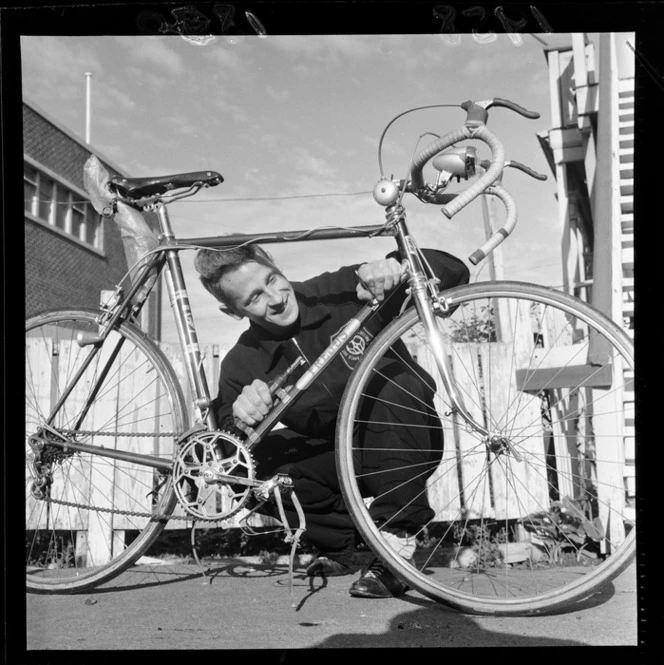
[25, 98, 635, 615]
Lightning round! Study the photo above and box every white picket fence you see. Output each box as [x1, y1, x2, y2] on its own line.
[27, 328, 627, 561]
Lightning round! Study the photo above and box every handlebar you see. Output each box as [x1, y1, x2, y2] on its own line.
[409, 124, 506, 219]
[480, 159, 547, 181]
[374, 97, 544, 266]
[468, 184, 517, 266]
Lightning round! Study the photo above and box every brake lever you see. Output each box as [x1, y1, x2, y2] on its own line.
[479, 159, 547, 181]
[506, 160, 547, 181]
[485, 98, 540, 119]
[461, 98, 540, 127]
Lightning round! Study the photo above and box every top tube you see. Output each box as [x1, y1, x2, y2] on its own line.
[173, 224, 394, 249]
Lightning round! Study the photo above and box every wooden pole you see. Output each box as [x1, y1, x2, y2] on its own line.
[85, 73, 91, 145]
[481, 193, 513, 344]
[589, 33, 626, 551]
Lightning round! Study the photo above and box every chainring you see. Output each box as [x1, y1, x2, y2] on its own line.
[172, 430, 256, 521]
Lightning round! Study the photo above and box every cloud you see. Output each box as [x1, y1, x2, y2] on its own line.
[21, 37, 103, 111]
[266, 86, 290, 103]
[115, 36, 185, 75]
[22, 37, 104, 83]
[203, 40, 253, 78]
[266, 35, 379, 64]
[291, 147, 337, 177]
[208, 94, 252, 125]
[102, 85, 137, 113]
[459, 35, 546, 80]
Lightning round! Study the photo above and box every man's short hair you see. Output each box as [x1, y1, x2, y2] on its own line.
[194, 244, 276, 305]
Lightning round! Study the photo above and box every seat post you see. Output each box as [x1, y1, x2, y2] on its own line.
[153, 201, 175, 239]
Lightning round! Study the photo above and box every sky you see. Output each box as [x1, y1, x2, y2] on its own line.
[21, 32, 634, 349]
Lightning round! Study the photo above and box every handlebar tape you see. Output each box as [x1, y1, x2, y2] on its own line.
[468, 184, 517, 265]
[410, 126, 472, 190]
[410, 125, 505, 218]
[440, 126, 506, 219]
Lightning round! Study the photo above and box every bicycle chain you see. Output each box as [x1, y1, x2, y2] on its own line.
[40, 429, 246, 523]
[37, 429, 242, 523]
[34, 429, 181, 517]
[60, 429, 179, 438]
[39, 495, 227, 523]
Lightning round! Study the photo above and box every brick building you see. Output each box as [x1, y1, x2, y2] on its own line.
[24, 100, 161, 338]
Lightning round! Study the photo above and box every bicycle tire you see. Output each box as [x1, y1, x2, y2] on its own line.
[336, 281, 635, 615]
[26, 309, 189, 593]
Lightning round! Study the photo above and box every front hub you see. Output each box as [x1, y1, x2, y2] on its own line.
[487, 435, 522, 462]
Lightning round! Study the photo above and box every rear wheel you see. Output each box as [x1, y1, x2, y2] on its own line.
[26, 309, 188, 593]
[337, 282, 635, 615]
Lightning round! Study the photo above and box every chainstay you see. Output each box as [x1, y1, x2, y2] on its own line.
[41, 429, 254, 524]
[38, 430, 252, 522]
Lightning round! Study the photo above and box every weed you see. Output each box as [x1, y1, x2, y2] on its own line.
[258, 550, 279, 565]
[453, 523, 508, 569]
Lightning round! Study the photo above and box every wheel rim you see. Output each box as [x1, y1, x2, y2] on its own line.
[337, 283, 635, 614]
[25, 311, 186, 590]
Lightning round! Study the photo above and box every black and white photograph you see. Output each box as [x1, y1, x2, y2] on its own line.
[5, 0, 659, 656]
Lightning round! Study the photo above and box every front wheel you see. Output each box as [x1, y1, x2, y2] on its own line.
[25, 309, 189, 593]
[336, 282, 635, 615]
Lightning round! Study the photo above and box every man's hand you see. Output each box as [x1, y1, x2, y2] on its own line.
[232, 379, 273, 426]
[356, 258, 407, 301]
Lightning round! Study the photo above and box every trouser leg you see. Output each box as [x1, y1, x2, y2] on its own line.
[355, 359, 444, 534]
[252, 429, 357, 558]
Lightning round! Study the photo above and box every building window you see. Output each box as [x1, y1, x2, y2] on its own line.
[24, 161, 100, 249]
[24, 163, 38, 215]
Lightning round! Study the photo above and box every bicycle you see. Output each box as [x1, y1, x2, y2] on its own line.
[25, 97, 635, 616]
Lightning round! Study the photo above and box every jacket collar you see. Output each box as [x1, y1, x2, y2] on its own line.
[247, 280, 331, 372]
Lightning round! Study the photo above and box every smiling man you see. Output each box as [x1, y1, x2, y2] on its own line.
[194, 244, 469, 598]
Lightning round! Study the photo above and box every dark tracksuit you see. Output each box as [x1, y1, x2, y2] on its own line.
[213, 249, 469, 560]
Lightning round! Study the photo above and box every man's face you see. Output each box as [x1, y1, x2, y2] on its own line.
[218, 260, 299, 333]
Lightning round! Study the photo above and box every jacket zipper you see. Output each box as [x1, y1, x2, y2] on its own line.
[291, 337, 310, 366]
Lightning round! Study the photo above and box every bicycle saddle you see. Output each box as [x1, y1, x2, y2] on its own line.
[109, 170, 224, 199]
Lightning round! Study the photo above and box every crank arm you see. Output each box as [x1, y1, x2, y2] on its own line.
[206, 473, 262, 488]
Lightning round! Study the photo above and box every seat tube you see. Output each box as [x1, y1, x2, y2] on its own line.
[157, 204, 216, 428]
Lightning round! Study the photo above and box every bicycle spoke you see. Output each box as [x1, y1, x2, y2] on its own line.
[337, 284, 635, 614]
[26, 311, 186, 591]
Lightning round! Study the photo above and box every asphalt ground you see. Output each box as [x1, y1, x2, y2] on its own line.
[20, 555, 640, 654]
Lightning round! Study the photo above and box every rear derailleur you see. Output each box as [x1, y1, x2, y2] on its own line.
[27, 425, 77, 500]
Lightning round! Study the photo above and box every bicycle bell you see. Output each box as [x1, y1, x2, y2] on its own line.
[373, 177, 401, 206]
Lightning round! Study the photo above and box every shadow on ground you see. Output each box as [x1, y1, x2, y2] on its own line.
[309, 583, 619, 648]
[91, 559, 292, 593]
[94, 558, 618, 616]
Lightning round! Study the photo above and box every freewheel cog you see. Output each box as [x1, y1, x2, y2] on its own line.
[173, 430, 255, 520]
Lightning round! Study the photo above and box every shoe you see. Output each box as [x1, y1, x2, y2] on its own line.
[381, 530, 417, 559]
[348, 558, 409, 598]
[306, 556, 354, 577]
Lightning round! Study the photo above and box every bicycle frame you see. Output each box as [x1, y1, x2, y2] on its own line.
[40, 198, 489, 475]
[27, 95, 637, 614]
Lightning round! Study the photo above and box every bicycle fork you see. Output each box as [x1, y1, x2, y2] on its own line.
[393, 214, 522, 462]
